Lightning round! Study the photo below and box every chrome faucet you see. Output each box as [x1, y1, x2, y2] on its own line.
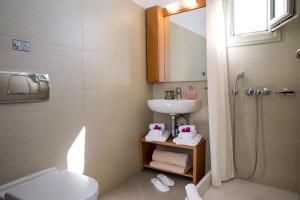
[165, 90, 175, 99]
[174, 87, 182, 100]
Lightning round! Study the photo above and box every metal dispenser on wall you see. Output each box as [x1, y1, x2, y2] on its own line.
[0, 71, 50, 103]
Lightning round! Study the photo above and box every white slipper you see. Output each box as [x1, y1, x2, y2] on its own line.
[151, 178, 170, 192]
[157, 174, 175, 187]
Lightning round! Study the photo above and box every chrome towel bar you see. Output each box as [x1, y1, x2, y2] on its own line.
[275, 88, 296, 96]
[297, 48, 300, 59]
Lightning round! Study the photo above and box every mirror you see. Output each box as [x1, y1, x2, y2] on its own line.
[165, 8, 207, 82]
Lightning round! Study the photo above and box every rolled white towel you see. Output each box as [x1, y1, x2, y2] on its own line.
[179, 125, 196, 133]
[149, 123, 166, 130]
[185, 183, 203, 200]
[152, 149, 191, 168]
[148, 129, 164, 137]
[177, 131, 197, 139]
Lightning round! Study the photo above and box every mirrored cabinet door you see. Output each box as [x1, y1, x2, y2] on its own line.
[165, 8, 207, 82]
[146, 1, 207, 83]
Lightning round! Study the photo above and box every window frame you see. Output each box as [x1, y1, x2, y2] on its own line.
[270, 0, 298, 31]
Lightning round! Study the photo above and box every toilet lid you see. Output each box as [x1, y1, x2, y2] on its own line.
[5, 170, 99, 200]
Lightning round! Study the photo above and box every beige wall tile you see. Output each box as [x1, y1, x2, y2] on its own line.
[83, 0, 145, 53]
[0, 0, 82, 49]
[0, 0, 152, 193]
[0, 107, 83, 183]
[83, 51, 131, 91]
[0, 35, 83, 92]
[228, 20, 300, 191]
[0, 27, 85, 185]
[82, 0, 152, 193]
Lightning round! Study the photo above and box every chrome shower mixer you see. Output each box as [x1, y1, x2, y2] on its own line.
[246, 88, 271, 96]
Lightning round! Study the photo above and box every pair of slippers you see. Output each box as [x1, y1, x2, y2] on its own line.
[151, 174, 175, 192]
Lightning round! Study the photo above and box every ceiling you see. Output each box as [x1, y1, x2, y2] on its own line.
[130, 0, 206, 37]
[130, 0, 180, 8]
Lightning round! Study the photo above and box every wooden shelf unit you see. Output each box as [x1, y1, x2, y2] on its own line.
[140, 137, 206, 184]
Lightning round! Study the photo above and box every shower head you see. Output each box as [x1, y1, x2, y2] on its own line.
[236, 71, 245, 80]
[232, 71, 245, 95]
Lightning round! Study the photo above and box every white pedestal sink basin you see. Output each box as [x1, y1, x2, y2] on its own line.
[147, 99, 201, 114]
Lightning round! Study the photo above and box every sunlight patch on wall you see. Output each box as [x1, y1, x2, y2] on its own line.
[67, 127, 86, 174]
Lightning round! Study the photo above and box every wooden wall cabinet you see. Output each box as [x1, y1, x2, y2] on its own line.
[146, 6, 166, 83]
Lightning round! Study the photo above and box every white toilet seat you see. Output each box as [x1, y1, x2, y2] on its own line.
[1, 169, 99, 200]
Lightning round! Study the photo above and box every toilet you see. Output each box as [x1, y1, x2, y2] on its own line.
[0, 168, 99, 200]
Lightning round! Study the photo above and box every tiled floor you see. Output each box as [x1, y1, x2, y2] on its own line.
[101, 171, 299, 200]
[101, 170, 191, 200]
[203, 179, 299, 200]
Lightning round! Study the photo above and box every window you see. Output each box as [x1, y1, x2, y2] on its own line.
[227, 0, 298, 47]
[233, 0, 268, 36]
[270, 0, 297, 30]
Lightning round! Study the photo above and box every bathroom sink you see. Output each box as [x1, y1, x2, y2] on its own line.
[147, 99, 201, 114]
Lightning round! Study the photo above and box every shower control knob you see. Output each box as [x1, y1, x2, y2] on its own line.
[261, 88, 271, 95]
[246, 88, 254, 96]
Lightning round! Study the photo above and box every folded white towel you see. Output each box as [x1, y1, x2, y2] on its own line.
[145, 130, 170, 142]
[173, 134, 202, 146]
[179, 125, 196, 133]
[149, 123, 165, 130]
[148, 129, 164, 137]
[185, 184, 203, 200]
[177, 131, 197, 139]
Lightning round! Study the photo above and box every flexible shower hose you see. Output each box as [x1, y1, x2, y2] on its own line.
[232, 94, 259, 179]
